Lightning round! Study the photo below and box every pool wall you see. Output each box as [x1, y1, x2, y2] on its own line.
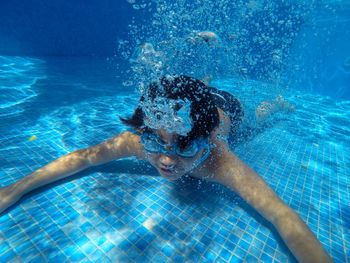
[0, 0, 141, 57]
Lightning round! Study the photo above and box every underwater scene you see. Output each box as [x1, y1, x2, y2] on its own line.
[0, 0, 349, 262]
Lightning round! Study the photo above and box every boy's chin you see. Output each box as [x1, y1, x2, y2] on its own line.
[159, 170, 183, 180]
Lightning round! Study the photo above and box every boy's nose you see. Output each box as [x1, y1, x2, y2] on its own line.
[159, 154, 176, 168]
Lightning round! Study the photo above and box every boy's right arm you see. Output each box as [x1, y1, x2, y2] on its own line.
[0, 131, 143, 214]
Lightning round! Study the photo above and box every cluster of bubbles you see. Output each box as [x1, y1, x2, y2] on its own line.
[115, 0, 319, 134]
[126, 0, 150, 10]
[119, 0, 326, 92]
[118, 0, 345, 108]
[141, 96, 193, 135]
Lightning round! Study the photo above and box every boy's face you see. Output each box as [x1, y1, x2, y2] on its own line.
[143, 129, 207, 180]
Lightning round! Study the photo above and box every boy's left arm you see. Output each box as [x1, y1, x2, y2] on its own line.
[210, 150, 332, 263]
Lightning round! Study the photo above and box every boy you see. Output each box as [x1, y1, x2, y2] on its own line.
[0, 75, 331, 262]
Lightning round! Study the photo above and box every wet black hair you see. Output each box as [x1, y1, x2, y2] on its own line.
[120, 75, 219, 149]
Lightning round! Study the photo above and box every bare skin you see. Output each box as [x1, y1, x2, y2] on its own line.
[256, 95, 296, 122]
[187, 31, 221, 46]
[0, 108, 331, 263]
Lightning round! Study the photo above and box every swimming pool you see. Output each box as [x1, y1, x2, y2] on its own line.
[0, 56, 349, 262]
[1, 0, 350, 262]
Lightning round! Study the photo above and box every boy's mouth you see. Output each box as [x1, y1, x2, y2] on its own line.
[160, 168, 173, 173]
[160, 167, 175, 174]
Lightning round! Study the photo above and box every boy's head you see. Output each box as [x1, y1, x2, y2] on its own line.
[121, 75, 219, 149]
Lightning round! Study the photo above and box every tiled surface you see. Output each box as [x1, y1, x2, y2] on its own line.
[1, 58, 349, 262]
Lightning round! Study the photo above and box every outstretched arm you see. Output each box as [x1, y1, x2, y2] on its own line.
[210, 147, 332, 263]
[0, 131, 143, 214]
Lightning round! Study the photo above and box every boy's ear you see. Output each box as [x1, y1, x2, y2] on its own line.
[209, 130, 218, 141]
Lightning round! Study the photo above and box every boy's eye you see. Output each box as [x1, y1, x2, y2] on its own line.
[179, 143, 195, 153]
[155, 136, 166, 145]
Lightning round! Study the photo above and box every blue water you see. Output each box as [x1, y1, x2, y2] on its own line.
[1, 0, 350, 262]
[0, 57, 349, 262]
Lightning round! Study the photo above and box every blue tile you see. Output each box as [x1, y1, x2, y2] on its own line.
[128, 219, 140, 229]
[172, 253, 185, 262]
[194, 241, 206, 254]
[40, 245, 58, 256]
[203, 250, 216, 261]
[264, 245, 275, 256]
[98, 209, 110, 218]
[152, 225, 162, 234]
[76, 236, 89, 247]
[130, 190, 138, 197]
[130, 209, 140, 218]
[0, 249, 16, 261]
[215, 234, 226, 244]
[26, 225, 40, 236]
[219, 248, 231, 261]
[62, 245, 78, 255]
[113, 220, 125, 229]
[237, 221, 247, 229]
[105, 215, 118, 225]
[225, 241, 236, 251]
[95, 236, 107, 246]
[135, 214, 146, 224]
[89, 249, 106, 260]
[164, 203, 173, 210]
[100, 241, 115, 253]
[68, 250, 86, 261]
[166, 223, 177, 233]
[150, 204, 160, 211]
[172, 207, 181, 215]
[175, 231, 186, 240]
[5, 226, 21, 237]
[234, 247, 246, 259]
[51, 229, 64, 240]
[135, 238, 149, 251]
[36, 239, 51, 251]
[135, 225, 148, 236]
[219, 227, 229, 237]
[179, 212, 190, 221]
[266, 236, 275, 245]
[256, 232, 267, 242]
[261, 252, 273, 262]
[211, 223, 220, 231]
[197, 223, 207, 233]
[128, 232, 142, 243]
[51, 252, 68, 261]
[118, 239, 133, 251]
[55, 236, 70, 248]
[204, 228, 215, 238]
[245, 254, 259, 262]
[81, 222, 93, 232]
[152, 252, 168, 262]
[161, 244, 174, 257]
[0, 218, 14, 228]
[143, 232, 156, 243]
[69, 230, 84, 241]
[200, 235, 211, 246]
[230, 254, 243, 262]
[0, 241, 11, 254]
[188, 250, 200, 261]
[136, 204, 147, 212]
